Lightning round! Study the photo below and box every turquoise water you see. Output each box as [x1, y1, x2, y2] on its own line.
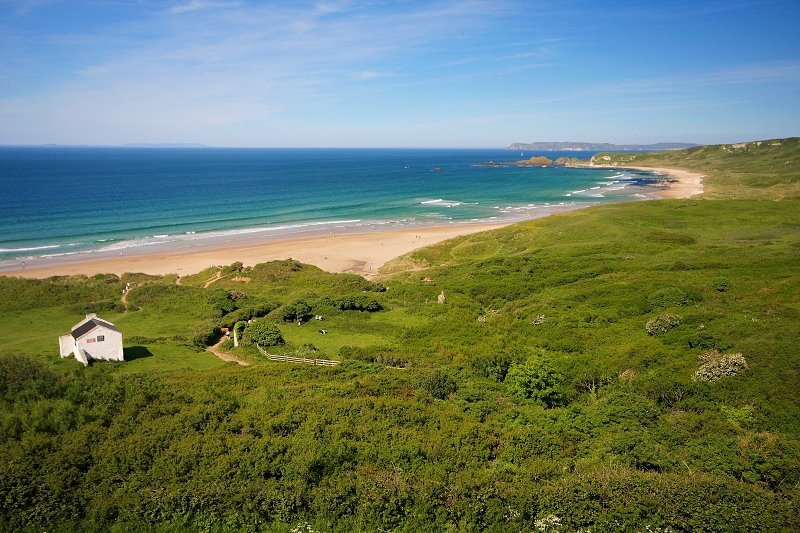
[0, 147, 659, 265]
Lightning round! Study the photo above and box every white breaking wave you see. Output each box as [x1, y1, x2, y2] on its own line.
[0, 244, 61, 253]
[420, 199, 463, 207]
[98, 219, 365, 253]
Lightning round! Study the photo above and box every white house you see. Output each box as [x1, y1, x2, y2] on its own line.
[58, 313, 124, 366]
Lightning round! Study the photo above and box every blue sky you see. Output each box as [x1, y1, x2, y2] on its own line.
[1, 0, 798, 147]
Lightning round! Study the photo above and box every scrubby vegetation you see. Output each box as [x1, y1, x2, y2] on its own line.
[0, 140, 799, 531]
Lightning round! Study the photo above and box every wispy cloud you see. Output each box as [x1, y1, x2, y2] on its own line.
[167, 1, 242, 15]
[353, 70, 393, 81]
[585, 61, 800, 98]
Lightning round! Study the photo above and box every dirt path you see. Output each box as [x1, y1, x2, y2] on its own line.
[204, 270, 223, 288]
[121, 283, 135, 310]
[207, 337, 250, 367]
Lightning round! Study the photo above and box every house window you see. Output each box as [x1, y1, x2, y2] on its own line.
[97, 335, 105, 342]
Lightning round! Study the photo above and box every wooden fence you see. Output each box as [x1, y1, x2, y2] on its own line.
[255, 344, 339, 366]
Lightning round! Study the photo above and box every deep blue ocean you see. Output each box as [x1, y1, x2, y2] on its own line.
[0, 147, 659, 264]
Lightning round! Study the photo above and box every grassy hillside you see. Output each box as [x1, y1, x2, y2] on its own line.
[591, 137, 800, 200]
[1, 140, 799, 531]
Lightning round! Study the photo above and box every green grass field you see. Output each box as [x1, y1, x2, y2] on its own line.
[1, 139, 799, 532]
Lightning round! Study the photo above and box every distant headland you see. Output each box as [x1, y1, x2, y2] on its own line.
[507, 141, 697, 151]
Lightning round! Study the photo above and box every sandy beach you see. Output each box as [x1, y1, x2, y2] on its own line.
[1, 166, 703, 280]
[625, 166, 705, 199]
[2, 223, 512, 280]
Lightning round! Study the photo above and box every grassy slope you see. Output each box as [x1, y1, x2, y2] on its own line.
[1, 139, 799, 531]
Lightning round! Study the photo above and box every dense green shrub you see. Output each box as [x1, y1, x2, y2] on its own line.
[470, 351, 515, 382]
[207, 289, 238, 317]
[219, 301, 279, 328]
[277, 301, 313, 322]
[0, 354, 58, 400]
[339, 345, 408, 367]
[190, 322, 221, 348]
[333, 295, 383, 312]
[535, 469, 798, 531]
[67, 299, 126, 315]
[505, 358, 563, 407]
[415, 369, 458, 399]
[245, 319, 284, 346]
[713, 279, 731, 292]
[648, 287, 699, 309]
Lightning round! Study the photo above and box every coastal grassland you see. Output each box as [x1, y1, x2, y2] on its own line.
[592, 137, 800, 199]
[1, 149, 800, 530]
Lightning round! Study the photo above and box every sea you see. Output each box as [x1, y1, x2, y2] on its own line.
[0, 147, 664, 269]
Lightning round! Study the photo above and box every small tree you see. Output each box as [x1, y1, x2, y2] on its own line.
[245, 319, 284, 347]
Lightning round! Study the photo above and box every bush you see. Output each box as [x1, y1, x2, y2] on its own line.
[0, 354, 58, 399]
[207, 289, 238, 317]
[277, 301, 313, 322]
[646, 314, 682, 335]
[67, 299, 126, 315]
[505, 358, 563, 407]
[339, 345, 407, 367]
[692, 351, 748, 382]
[219, 301, 279, 328]
[713, 279, 731, 292]
[332, 295, 383, 312]
[190, 323, 221, 348]
[647, 287, 701, 309]
[470, 352, 514, 382]
[415, 369, 458, 399]
[245, 319, 284, 347]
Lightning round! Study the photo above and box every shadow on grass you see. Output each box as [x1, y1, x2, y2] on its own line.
[124, 346, 153, 361]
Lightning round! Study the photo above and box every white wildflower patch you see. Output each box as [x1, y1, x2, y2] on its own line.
[692, 351, 748, 382]
[534, 514, 562, 531]
[291, 523, 322, 533]
[645, 314, 682, 335]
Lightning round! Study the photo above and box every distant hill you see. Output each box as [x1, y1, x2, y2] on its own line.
[507, 141, 697, 151]
[121, 143, 208, 148]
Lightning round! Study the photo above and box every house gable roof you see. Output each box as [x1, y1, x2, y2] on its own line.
[71, 318, 120, 340]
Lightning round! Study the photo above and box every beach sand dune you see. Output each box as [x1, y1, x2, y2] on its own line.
[2, 167, 703, 280]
